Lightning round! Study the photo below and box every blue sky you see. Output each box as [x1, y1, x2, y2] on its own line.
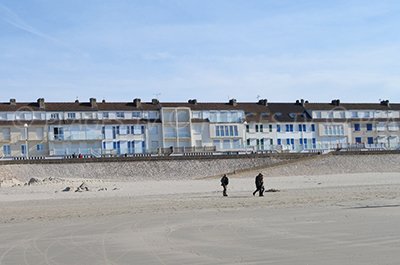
[0, 0, 399, 103]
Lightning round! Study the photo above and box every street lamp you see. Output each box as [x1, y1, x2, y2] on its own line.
[24, 123, 29, 158]
[243, 121, 248, 153]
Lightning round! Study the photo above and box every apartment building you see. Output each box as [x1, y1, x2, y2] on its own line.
[0, 98, 399, 158]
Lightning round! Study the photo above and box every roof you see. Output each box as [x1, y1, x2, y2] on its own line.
[304, 102, 399, 111]
[266, 103, 312, 122]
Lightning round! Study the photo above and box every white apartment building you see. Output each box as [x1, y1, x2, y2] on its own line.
[0, 98, 399, 158]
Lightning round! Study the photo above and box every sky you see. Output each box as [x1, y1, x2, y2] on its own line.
[0, 0, 400, 103]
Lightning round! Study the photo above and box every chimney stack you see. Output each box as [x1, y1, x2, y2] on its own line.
[188, 99, 198, 105]
[152, 98, 160, 105]
[331, 99, 340, 106]
[296, 99, 307, 106]
[133, 98, 142, 108]
[89, 98, 97, 108]
[37, 98, 45, 109]
[380, 100, 390, 107]
[258, 99, 268, 106]
[9, 99, 16, 105]
[229, 98, 237, 106]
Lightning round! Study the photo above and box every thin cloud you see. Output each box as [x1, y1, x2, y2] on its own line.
[0, 3, 84, 55]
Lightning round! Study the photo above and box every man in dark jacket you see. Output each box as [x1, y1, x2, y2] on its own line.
[220, 174, 229, 196]
[253, 173, 264, 197]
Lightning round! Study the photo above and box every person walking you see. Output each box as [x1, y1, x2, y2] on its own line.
[220, 174, 229, 197]
[253, 173, 264, 197]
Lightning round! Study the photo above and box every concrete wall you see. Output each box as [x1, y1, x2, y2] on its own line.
[0, 155, 303, 182]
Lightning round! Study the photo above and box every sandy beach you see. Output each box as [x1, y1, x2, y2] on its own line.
[0, 167, 400, 264]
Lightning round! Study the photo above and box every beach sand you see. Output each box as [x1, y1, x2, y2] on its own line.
[0, 171, 399, 264]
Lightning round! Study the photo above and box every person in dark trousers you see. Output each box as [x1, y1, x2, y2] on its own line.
[253, 173, 265, 197]
[220, 174, 229, 197]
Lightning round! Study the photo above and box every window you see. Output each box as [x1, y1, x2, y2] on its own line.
[53, 127, 64, 140]
[354, 124, 360, 131]
[277, 139, 282, 145]
[192, 111, 201, 119]
[225, 126, 229, 136]
[132, 112, 142, 118]
[269, 124, 273, 132]
[234, 126, 238, 136]
[233, 139, 240, 148]
[246, 125, 250, 133]
[36, 144, 44, 151]
[255, 125, 259, 132]
[270, 139, 273, 145]
[216, 125, 238, 137]
[366, 124, 373, 131]
[133, 125, 143, 135]
[50, 113, 59, 120]
[367, 137, 374, 145]
[246, 139, 251, 146]
[299, 138, 303, 145]
[352, 112, 359, 118]
[303, 124, 306, 132]
[355, 137, 362, 144]
[103, 112, 109, 119]
[3, 145, 11, 156]
[112, 126, 120, 138]
[260, 124, 264, 132]
[311, 124, 316, 132]
[223, 140, 231, 149]
[116, 112, 125, 118]
[298, 124, 303, 132]
[286, 139, 291, 145]
[67, 113, 76, 119]
[285, 124, 294, 132]
[21, 145, 26, 155]
[312, 138, 316, 148]
[277, 125, 281, 132]
[213, 140, 221, 149]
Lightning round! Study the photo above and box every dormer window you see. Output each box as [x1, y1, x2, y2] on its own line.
[50, 113, 59, 120]
[116, 112, 125, 118]
[67, 113, 76, 119]
[132, 111, 142, 118]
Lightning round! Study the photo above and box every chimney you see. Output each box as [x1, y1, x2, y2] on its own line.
[133, 98, 142, 108]
[296, 99, 306, 106]
[9, 99, 16, 105]
[331, 99, 340, 106]
[229, 99, 237, 106]
[380, 100, 390, 107]
[152, 98, 160, 105]
[37, 98, 45, 109]
[75, 99, 79, 103]
[102, 99, 106, 103]
[188, 99, 198, 105]
[89, 98, 97, 108]
[258, 99, 268, 106]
